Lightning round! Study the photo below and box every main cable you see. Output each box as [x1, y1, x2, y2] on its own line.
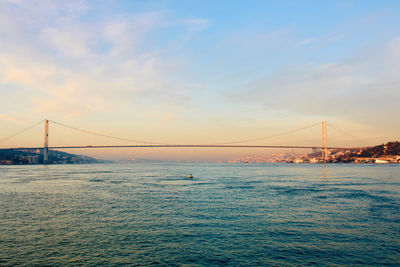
[328, 123, 368, 146]
[49, 120, 166, 145]
[0, 120, 44, 144]
[212, 122, 320, 145]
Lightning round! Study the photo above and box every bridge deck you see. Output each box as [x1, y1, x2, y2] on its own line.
[0, 144, 358, 150]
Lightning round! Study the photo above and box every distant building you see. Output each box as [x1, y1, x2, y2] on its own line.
[26, 155, 39, 164]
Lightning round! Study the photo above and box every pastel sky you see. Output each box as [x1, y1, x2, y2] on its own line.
[0, 0, 399, 160]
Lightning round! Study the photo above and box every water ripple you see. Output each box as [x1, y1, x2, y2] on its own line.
[0, 163, 399, 265]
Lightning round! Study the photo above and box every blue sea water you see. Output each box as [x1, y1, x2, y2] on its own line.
[0, 163, 399, 266]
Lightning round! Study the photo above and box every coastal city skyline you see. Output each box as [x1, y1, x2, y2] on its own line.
[1, 0, 400, 160]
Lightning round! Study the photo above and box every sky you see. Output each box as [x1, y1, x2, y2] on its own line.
[0, 0, 399, 161]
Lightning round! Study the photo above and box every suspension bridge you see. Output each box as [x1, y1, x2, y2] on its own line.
[0, 119, 363, 163]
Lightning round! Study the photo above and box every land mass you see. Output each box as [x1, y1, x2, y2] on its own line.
[1, 141, 399, 165]
[228, 141, 400, 164]
[0, 149, 108, 165]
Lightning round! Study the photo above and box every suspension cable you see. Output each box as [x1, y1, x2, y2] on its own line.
[327, 123, 368, 146]
[212, 122, 320, 145]
[0, 119, 44, 144]
[49, 120, 166, 145]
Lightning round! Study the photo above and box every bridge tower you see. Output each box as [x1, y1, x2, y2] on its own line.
[321, 121, 328, 162]
[44, 119, 49, 163]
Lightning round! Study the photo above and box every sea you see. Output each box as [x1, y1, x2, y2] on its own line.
[0, 163, 399, 266]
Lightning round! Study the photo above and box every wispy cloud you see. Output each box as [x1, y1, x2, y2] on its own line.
[184, 18, 210, 31]
[0, 114, 25, 124]
[228, 37, 400, 128]
[0, 1, 204, 120]
[296, 38, 317, 46]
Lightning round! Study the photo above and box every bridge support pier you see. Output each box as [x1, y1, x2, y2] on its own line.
[321, 121, 328, 162]
[44, 119, 49, 163]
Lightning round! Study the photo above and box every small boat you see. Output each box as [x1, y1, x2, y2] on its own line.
[374, 159, 389, 164]
[186, 173, 193, 178]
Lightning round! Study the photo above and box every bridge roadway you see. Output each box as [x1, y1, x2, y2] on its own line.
[1, 144, 358, 150]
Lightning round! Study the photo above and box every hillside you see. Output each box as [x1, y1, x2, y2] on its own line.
[0, 149, 107, 165]
[330, 141, 400, 163]
[359, 141, 400, 157]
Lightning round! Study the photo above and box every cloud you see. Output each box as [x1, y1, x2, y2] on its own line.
[228, 37, 400, 127]
[40, 26, 93, 57]
[104, 11, 163, 56]
[184, 18, 210, 31]
[0, 1, 202, 120]
[0, 114, 25, 124]
[296, 38, 316, 46]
